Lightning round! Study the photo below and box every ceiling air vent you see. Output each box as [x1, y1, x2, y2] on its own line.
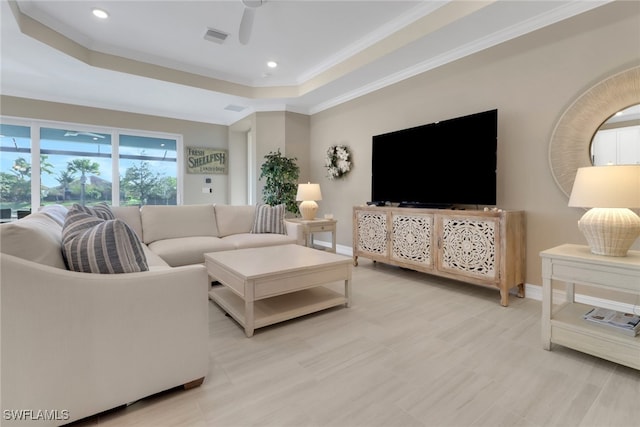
[224, 104, 246, 112]
[204, 28, 229, 44]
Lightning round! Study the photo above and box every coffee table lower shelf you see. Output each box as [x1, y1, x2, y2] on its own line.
[209, 286, 347, 333]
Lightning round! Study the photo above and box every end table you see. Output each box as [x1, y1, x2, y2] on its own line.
[287, 218, 337, 252]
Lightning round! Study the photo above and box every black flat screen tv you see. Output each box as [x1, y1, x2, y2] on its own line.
[371, 109, 497, 208]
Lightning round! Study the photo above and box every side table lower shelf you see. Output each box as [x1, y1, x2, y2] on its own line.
[541, 244, 640, 371]
[209, 286, 347, 332]
[550, 302, 640, 370]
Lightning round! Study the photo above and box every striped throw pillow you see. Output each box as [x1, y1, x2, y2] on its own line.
[71, 202, 115, 220]
[250, 204, 286, 235]
[62, 206, 148, 274]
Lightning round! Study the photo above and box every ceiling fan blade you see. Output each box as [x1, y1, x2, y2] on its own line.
[239, 7, 255, 45]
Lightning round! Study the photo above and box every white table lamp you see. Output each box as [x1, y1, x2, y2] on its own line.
[568, 165, 640, 256]
[296, 183, 322, 220]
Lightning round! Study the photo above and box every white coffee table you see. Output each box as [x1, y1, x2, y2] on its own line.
[205, 244, 352, 337]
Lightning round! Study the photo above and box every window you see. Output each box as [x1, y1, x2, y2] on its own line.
[119, 134, 177, 206]
[40, 127, 112, 206]
[0, 118, 181, 213]
[0, 124, 32, 219]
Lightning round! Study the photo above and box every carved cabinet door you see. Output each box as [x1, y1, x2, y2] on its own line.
[390, 212, 434, 269]
[354, 209, 389, 259]
[436, 215, 500, 283]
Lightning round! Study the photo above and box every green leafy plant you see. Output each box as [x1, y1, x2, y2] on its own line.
[121, 160, 160, 205]
[259, 149, 300, 214]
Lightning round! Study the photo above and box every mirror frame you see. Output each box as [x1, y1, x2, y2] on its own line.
[548, 65, 640, 197]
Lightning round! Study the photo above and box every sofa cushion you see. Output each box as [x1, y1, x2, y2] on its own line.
[38, 204, 69, 226]
[62, 207, 148, 274]
[111, 206, 143, 240]
[215, 204, 256, 237]
[221, 233, 296, 249]
[148, 236, 235, 267]
[141, 205, 218, 244]
[0, 212, 67, 269]
[141, 244, 170, 268]
[251, 204, 286, 234]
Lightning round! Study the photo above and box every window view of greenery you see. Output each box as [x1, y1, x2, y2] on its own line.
[0, 124, 32, 219]
[40, 128, 113, 207]
[119, 134, 177, 206]
[0, 124, 178, 219]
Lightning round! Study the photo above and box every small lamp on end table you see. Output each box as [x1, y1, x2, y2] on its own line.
[568, 165, 640, 257]
[296, 182, 322, 220]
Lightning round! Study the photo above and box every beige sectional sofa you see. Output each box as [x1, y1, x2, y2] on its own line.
[133, 204, 300, 267]
[0, 203, 301, 426]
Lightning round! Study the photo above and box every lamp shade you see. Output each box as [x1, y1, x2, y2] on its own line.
[296, 183, 322, 201]
[568, 165, 640, 256]
[569, 165, 640, 208]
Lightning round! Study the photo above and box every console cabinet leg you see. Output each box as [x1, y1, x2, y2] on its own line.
[500, 289, 509, 307]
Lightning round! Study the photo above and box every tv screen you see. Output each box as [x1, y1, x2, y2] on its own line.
[371, 109, 497, 207]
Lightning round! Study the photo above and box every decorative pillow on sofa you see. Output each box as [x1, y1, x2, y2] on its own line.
[251, 204, 286, 235]
[62, 205, 148, 274]
[72, 202, 115, 220]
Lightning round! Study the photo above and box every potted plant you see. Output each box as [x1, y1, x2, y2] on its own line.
[259, 149, 300, 215]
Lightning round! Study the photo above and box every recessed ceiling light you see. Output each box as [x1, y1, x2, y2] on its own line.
[92, 8, 109, 19]
[267, 61, 278, 68]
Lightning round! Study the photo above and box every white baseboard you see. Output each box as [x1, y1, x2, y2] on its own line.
[316, 240, 636, 314]
[525, 283, 637, 314]
[312, 239, 353, 256]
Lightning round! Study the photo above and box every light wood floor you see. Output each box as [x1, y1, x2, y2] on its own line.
[72, 259, 639, 427]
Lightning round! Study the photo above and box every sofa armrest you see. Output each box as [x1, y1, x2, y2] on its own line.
[1, 253, 209, 426]
[285, 220, 304, 246]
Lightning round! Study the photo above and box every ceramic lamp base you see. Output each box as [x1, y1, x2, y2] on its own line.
[578, 208, 640, 256]
[299, 200, 318, 220]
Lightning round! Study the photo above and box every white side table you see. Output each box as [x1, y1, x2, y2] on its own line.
[540, 244, 640, 370]
[287, 218, 337, 252]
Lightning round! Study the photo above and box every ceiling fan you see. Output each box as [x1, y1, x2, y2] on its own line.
[239, 0, 265, 45]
